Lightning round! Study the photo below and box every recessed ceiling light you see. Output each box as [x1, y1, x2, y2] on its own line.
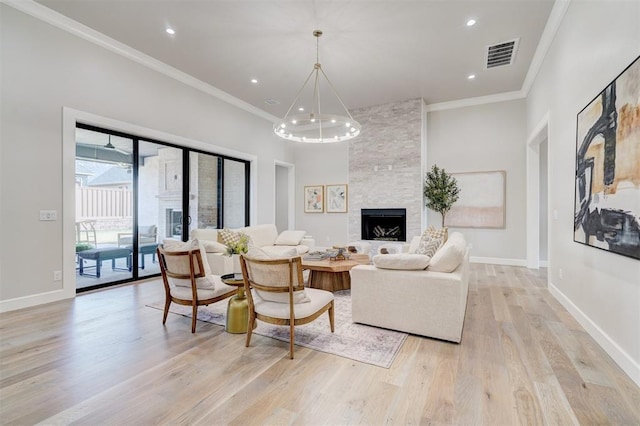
[298, 107, 304, 112]
[250, 78, 258, 84]
[468, 74, 476, 80]
[466, 19, 476, 27]
[166, 28, 175, 35]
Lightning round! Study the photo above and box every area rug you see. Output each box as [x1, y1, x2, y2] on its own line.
[147, 290, 407, 368]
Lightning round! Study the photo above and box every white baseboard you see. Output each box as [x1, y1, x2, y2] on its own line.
[548, 281, 640, 387]
[0, 289, 75, 313]
[470, 256, 527, 267]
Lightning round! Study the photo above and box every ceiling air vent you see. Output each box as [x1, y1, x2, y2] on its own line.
[485, 38, 519, 69]
[263, 98, 280, 105]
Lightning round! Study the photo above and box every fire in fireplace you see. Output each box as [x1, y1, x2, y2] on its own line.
[361, 208, 407, 241]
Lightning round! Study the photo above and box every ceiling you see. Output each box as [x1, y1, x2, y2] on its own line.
[36, 0, 555, 119]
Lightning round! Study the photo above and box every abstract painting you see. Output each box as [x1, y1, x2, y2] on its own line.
[304, 185, 324, 213]
[574, 55, 640, 260]
[444, 171, 506, 228]
[326, 184, 348, 213]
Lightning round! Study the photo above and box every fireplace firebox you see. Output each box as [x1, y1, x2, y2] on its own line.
[361, 208, 407, 241]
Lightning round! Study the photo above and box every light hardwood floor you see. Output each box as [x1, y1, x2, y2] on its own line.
[1, 264, 638, 425]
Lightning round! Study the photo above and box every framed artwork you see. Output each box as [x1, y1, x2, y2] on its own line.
[326, 184, 348, 213]
[444, 170, 506, 228]
[574, 55, 640, 260]
[304, 185, 324, 213]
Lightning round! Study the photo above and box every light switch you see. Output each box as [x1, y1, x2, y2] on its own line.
[39, 210, 57, 221]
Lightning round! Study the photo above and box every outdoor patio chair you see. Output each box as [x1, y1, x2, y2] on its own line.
[118, 224, 157, 247]
[240, 255, 335, 359]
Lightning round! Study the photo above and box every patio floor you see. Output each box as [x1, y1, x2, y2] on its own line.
[76, 245, 160, 290]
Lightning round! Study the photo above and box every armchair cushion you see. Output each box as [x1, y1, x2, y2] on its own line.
[162, 239, 214, 289]
[372, 253, 430, 270]
[253, 287, 332, 319]
[275, 230, 306, 246]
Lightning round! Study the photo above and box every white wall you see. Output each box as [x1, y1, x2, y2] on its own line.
[539, 139, 548, 263]
[293, 143, 349, 246]
[0, 5, 292, 307]
[275, 164, 288, 232]
[427, 99, 527, 263]
[526, 0, 640, 384]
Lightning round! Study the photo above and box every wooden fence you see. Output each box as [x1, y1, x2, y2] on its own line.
[76, 186, 132, 220]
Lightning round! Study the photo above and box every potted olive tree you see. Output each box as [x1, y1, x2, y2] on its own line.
[423, 165, 460, 227]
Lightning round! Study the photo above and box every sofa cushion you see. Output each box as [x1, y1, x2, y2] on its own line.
[190, 228, 219, 243]
[372, 253, 430, 270]
[263, 245, 309, 256]
[241, 224, 278, 248]
[244, 247, 310, 304]
[429, 232, 466, 273]
[275, 230, 306, 246]
[161, 239, 215, 289]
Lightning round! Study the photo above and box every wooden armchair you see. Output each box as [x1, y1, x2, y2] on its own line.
[240, 255, 335, 359]
[157, 244, 236, 333]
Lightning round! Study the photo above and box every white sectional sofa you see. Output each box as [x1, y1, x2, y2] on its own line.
[190, 224, 314, 275]
[350, 232, 470, 343]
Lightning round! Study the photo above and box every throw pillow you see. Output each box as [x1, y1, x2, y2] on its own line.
[425, 225, 449, 243]
[416, 235, 442, 257]
[161, 239, 215, 289]
[218, 228, 249, 247]
[274, 230, 306, 246]
[372, 253, 431, 270]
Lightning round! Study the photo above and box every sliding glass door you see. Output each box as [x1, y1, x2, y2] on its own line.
[75, 124, 250, 292]
[75, 128, 134, 290]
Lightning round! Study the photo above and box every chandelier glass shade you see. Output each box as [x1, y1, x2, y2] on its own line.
[274, 30, 361, 143]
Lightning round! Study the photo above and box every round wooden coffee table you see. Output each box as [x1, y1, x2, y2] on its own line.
[301, 259, 359, 292]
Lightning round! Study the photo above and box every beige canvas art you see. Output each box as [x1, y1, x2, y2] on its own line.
[444, 171, 506, 228]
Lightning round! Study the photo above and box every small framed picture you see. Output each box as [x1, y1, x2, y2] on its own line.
[326, 184, 348, 213]
[304, 185, 324, 213]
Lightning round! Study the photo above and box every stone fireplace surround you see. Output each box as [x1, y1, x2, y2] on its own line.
[348, 98, 423, 250]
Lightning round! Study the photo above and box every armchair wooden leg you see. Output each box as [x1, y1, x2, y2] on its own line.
[163, 298, 171, 325]
[328, 301, 335, 333]
[191, 304, 198, 333]
[245, 313, 255, 347]
[289, 323, 295, 359]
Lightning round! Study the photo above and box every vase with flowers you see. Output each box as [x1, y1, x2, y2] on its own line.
[225, 234, 250, 279]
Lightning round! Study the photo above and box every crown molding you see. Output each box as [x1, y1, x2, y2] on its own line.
[424, 90, 524, 113]
[521, 0, 572, 96]
[424, 0, 571, 113]
[1, 0, 280, 123]
[3, 0, 570, 119]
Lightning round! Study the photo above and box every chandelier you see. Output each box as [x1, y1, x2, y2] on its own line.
[273, 30, 361, 143]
